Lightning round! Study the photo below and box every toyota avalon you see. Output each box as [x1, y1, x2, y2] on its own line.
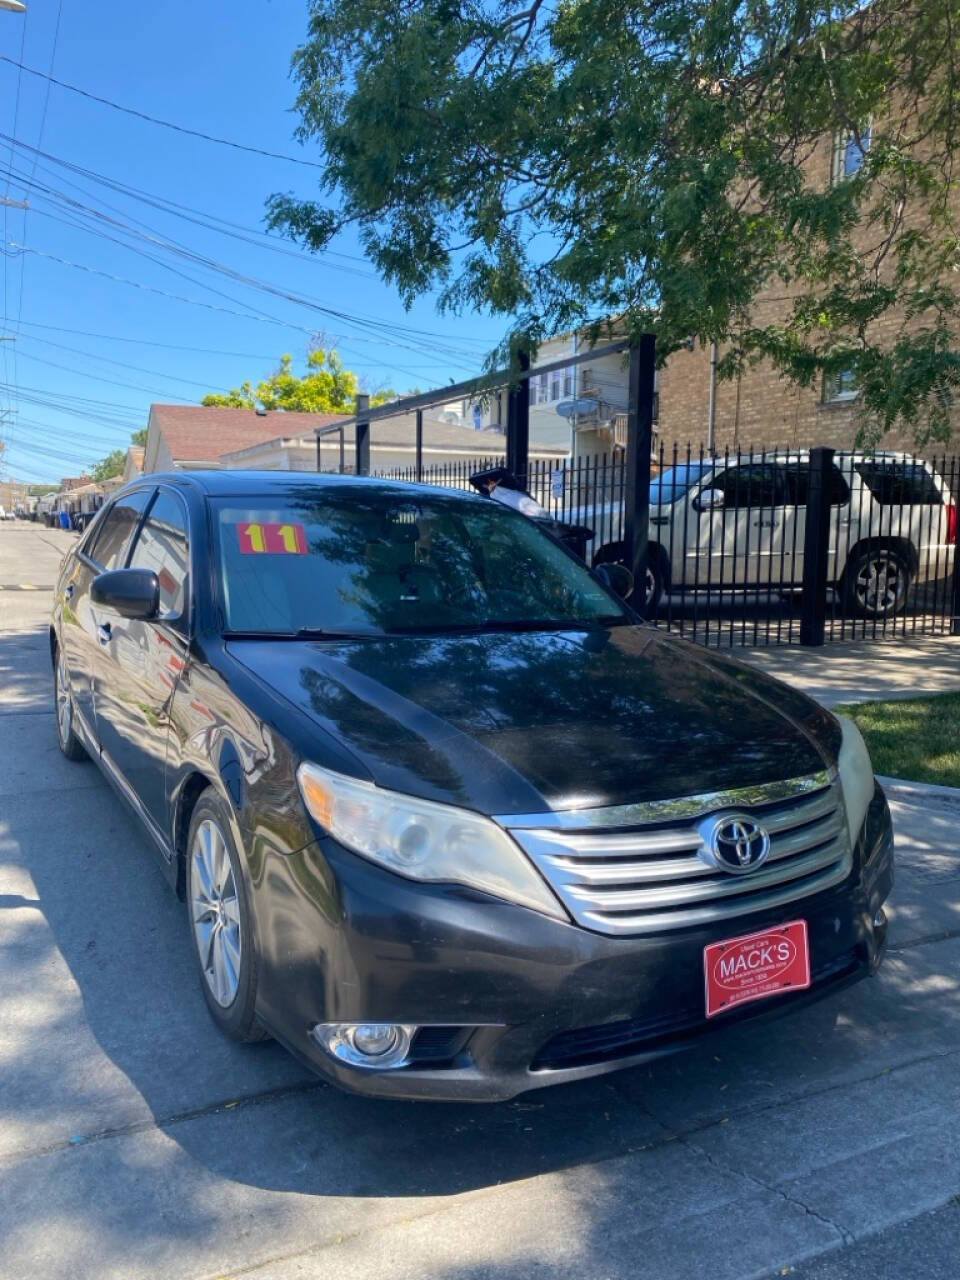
[51, 472, 893, 1100]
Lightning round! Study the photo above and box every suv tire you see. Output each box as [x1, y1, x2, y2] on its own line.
[844, 545, 912, 619]
[593, 541, 664, 611]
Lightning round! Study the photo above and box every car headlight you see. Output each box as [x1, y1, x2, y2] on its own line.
[297, 761, 567, 920]
[835, 715, 876, 845]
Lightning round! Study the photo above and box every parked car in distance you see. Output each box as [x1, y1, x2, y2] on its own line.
[591, 452, 956, 616]
[51, 471, 893, 1101]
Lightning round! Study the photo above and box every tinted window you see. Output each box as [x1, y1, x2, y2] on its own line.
[87, 491, 152, 570]
[129, 491, 190, 618]
[213, 486, 627, 635]
[711, 464, 783, 508]
[855, 462, 942, 505]
[650, 462, 711, 505]
[782, 462, 850, 506]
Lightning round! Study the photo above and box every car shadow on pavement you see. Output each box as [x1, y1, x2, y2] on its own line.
[4, 626, 960, 1279]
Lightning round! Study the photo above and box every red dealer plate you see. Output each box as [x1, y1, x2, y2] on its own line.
[704, 920, 811, 1018]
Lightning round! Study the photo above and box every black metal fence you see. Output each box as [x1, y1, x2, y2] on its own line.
[378, 444, 960, 648]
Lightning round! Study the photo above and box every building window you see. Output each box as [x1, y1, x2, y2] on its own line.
[563, 366, 574, 398]
[832, 121, 872, 182]
[823, 366, 859, 404]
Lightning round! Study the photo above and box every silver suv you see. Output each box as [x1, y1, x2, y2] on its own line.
[594, 452, 956, 618]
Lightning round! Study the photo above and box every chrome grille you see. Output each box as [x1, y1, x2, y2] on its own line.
[502, 772, 851, 936]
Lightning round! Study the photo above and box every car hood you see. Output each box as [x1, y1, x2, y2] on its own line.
[227, 626, 835, 817]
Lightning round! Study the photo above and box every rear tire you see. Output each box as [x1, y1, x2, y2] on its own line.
[185, 790, 270, 1043]
[54, 642, 86, 762]
[844, 546, 912, 619]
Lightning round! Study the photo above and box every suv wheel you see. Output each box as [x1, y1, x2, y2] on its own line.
[593, 542, 663, 611]
[54, 643, 86, 761]
[186, 791, 269, 1043]
[643, 559, 663, 613]
[845, 546, 912, 619]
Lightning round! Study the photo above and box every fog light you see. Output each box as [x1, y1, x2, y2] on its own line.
[311, 1021, 416, 1070]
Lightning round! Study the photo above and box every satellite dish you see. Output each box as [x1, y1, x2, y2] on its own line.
[555, 398, 598, 419]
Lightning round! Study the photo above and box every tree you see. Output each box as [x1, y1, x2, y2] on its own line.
[269, 0, 960, 445]
[90, 430, 147, 483]
[202, 349, 394, 413]
[90, 449, 127, 483]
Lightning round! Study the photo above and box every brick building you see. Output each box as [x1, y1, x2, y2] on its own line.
[657, 118, 952, 456]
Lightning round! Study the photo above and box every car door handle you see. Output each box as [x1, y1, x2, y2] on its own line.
[97, 623, 112, 646]
[64, 583, 75, 600]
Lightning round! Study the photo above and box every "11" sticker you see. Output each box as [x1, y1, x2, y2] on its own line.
[236, 522, 308, 555]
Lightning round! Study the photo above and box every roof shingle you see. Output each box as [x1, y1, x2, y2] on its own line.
[149, 405, 350, 463]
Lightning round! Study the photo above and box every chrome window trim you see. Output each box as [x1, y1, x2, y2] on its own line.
[494, 769, 836, 831]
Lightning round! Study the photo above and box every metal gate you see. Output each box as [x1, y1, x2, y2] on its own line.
[379, 444, 960, 648]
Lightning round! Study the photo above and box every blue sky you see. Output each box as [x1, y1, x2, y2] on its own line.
[0, 0, 504, 483]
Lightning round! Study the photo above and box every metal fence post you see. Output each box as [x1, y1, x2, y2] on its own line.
[799, 445, 834, 646]
[623, 335, 657, 612]
[355, 393, 370, 476]
[415, 409, 423, 482]
[506, 350, 530, 484]
[950, 470, 960, 635]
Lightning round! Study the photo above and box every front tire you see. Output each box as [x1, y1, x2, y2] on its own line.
[54, 642, 86, 761]
[186, 791, 269, 1043]
[593, 541, 664, 610]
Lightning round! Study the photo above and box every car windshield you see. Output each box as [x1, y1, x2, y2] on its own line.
[650, 462, 712, 505]
[213, 485, 628, 636]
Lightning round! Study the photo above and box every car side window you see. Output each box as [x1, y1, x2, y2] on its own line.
[855, 461, 941, 505]
[710, 464, 784, 508]
[86, 491, 153, 570]
[782, 462, 851, 506]
[128, 490, 190, 620]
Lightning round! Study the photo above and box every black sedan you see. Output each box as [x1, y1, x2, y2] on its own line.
[51, 471, 893, 1100]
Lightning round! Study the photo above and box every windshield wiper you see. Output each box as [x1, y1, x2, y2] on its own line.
[224, 628, 378, 641]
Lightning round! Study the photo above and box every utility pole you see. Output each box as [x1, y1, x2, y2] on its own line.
[0, 198, 28, 210]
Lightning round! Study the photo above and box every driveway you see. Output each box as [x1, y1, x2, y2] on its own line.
[2, 522, 960, 1280]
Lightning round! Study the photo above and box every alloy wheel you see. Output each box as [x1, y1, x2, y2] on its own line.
[855, 554, 903, 615]
[56, 650, 72, 746]
[190, 819, 243, 1008]
[644, 566, 656, 605]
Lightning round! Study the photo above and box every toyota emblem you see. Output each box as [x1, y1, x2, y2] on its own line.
[701, 814, 771, 875]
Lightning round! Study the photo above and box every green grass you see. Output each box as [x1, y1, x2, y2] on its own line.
[834, 691, 960, 789]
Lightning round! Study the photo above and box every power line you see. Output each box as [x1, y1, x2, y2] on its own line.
[1, 14, 27, 435]
[15, 330, 235, 392]
[0, 54, 325, 168]
[12, 0, 65, 435]
[15, 318, 281, 358]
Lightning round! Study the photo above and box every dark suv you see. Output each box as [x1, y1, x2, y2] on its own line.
[51, 471, 893, 1100]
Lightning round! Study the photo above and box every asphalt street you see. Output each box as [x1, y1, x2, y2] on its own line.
[2, 519, 960, 1280]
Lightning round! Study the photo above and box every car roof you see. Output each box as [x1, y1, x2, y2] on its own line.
[116, 469, 489, 503]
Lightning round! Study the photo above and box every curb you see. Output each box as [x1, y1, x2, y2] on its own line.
[877, 775, 960, 809]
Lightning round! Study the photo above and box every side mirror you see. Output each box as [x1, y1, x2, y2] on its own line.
[91, 568, 160, 620]
[595, 562, 634, 599]
[693, 487, 725, 514]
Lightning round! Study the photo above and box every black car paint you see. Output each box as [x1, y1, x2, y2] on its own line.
[52, 471, 892, 1101]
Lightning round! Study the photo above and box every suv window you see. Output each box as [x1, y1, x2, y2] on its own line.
[87, 490, 153, 569]
[855, 461, 942, 505]
[710, 464, 783, 508]
[129, 491, 190, 618]
[782, 462, 851, 506]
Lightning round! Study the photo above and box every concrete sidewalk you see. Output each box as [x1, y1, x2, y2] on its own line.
[737, 634, 960, 707]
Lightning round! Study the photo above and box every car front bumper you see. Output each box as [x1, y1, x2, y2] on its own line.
[251, 784, 894, 1102]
